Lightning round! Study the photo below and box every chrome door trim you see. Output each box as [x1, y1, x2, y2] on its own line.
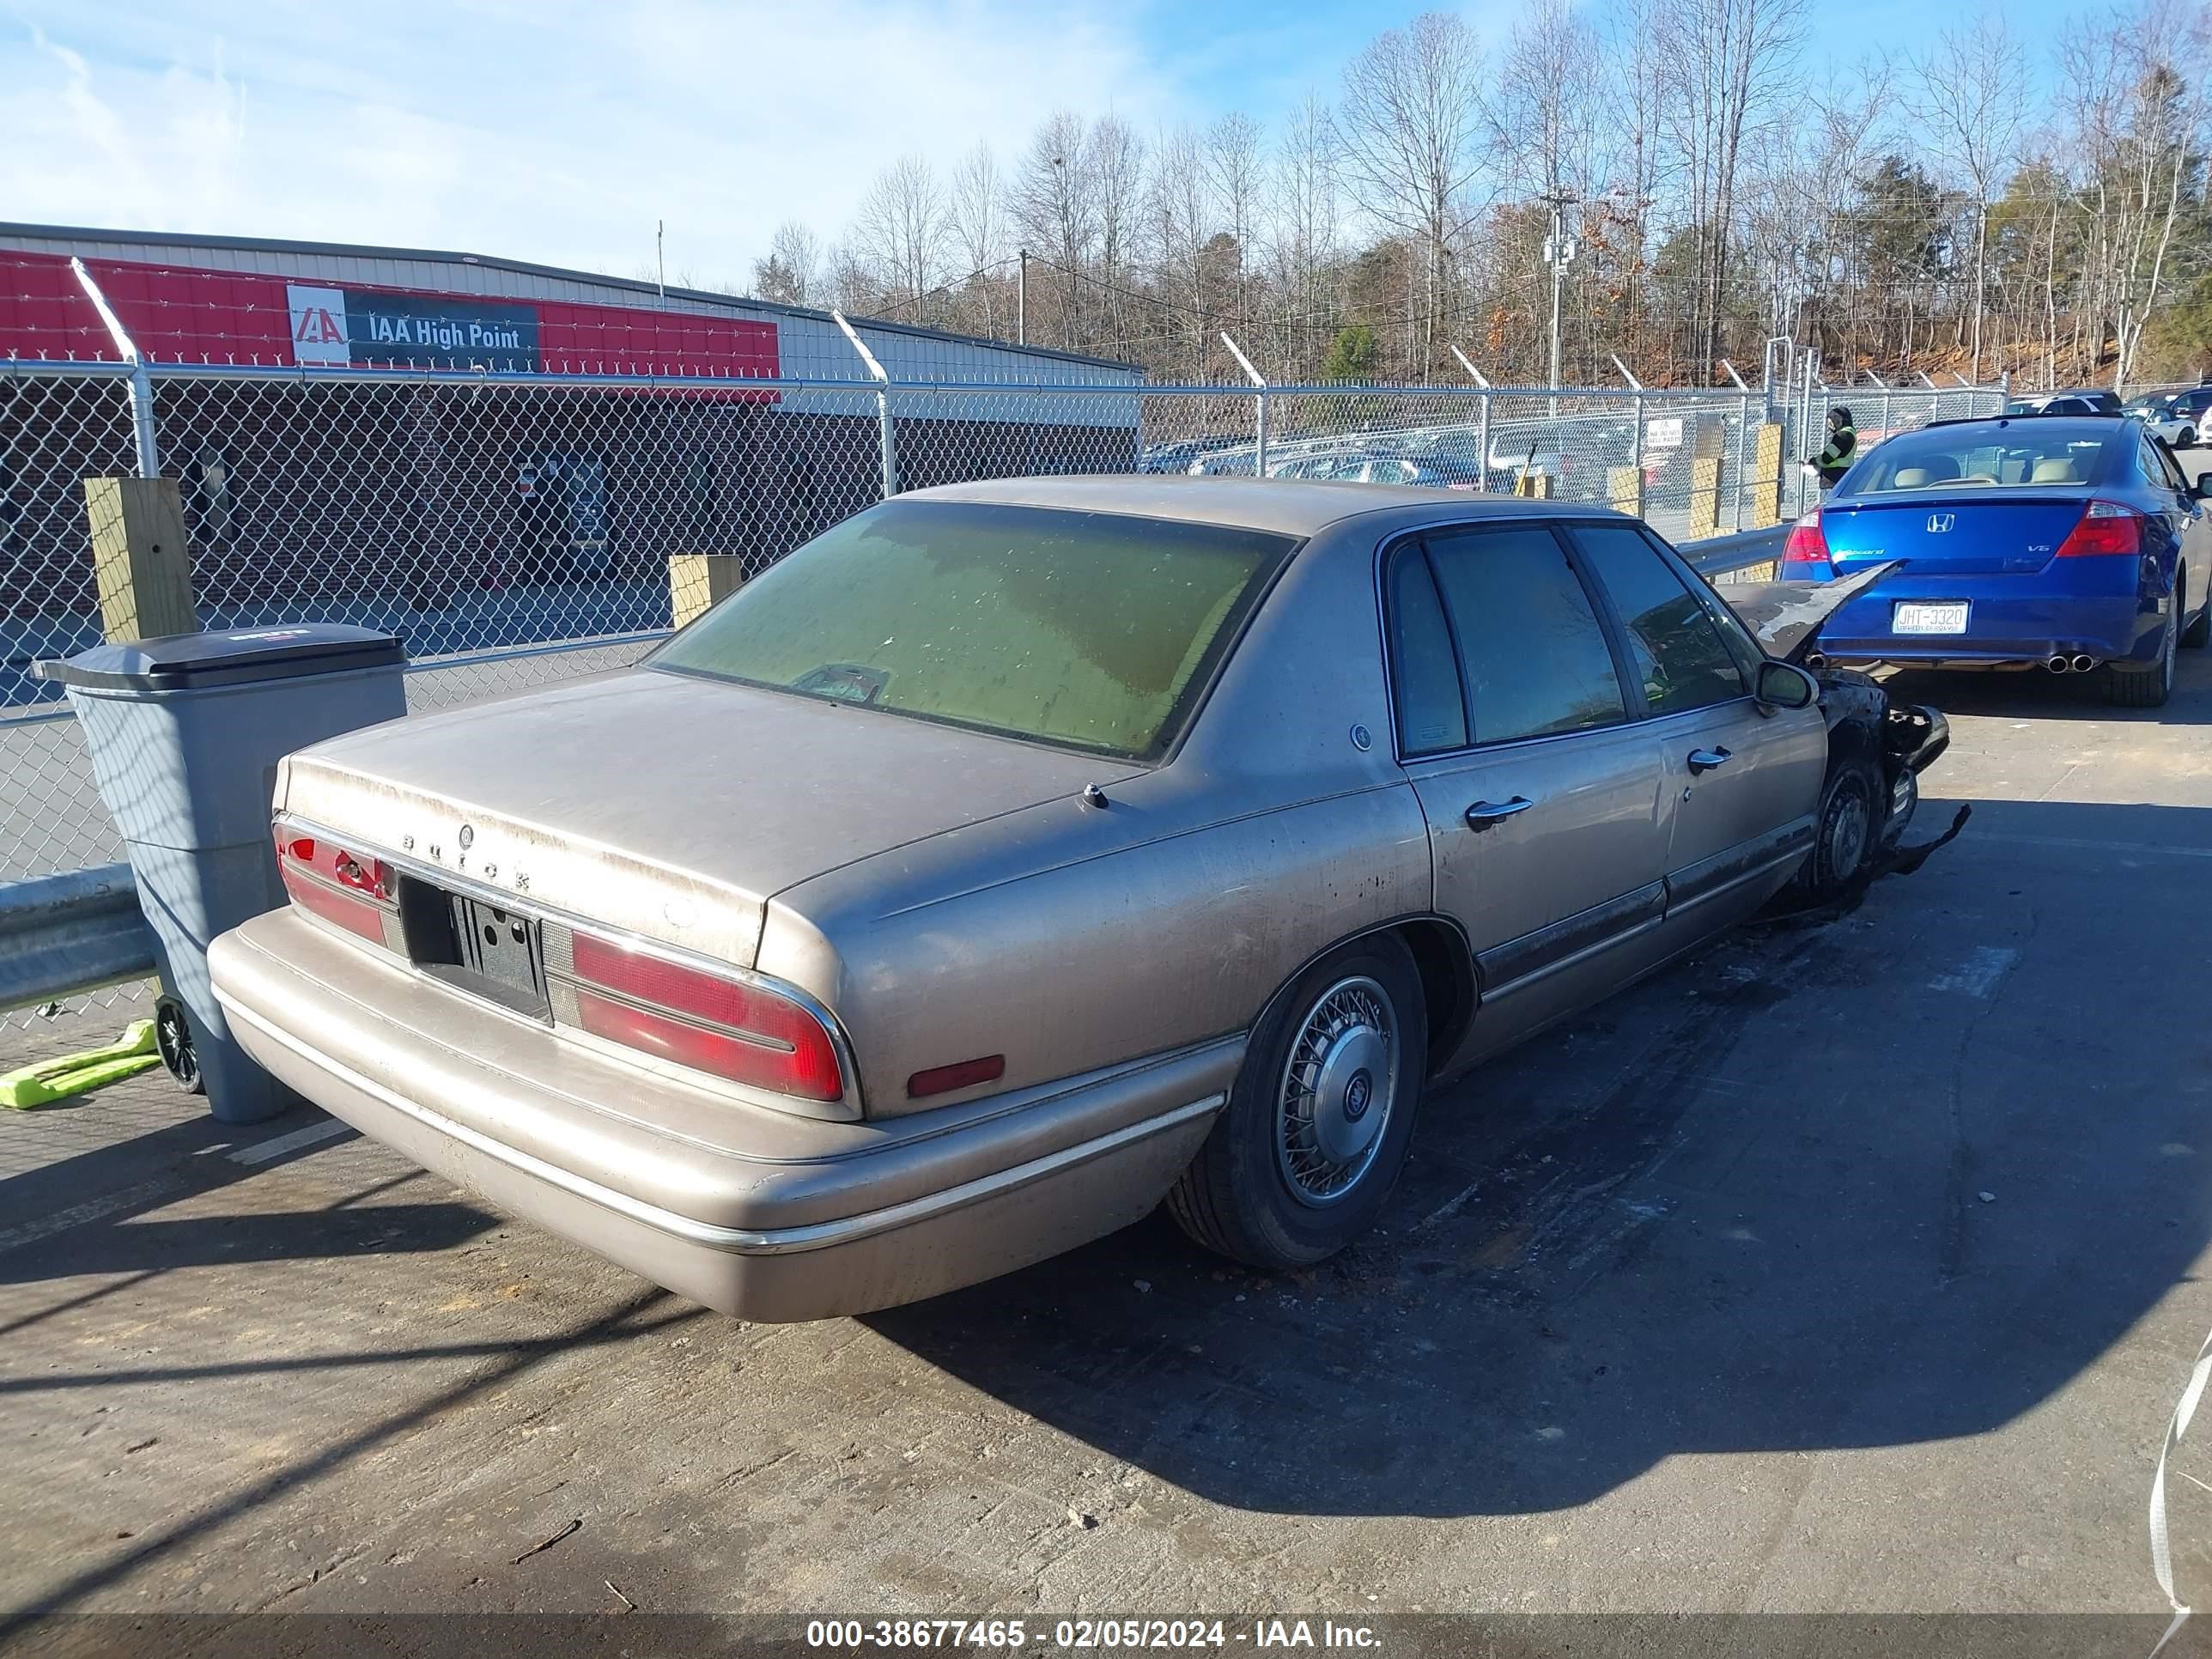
[1475, 879, 1667, 996]
[1665, 815, 1817, 914]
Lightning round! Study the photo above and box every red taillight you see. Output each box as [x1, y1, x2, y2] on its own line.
[2054, 500, 2143, 557]
[276, 830, 391, 901]
[275, 827, 394, 942]
[907, 1054, 1006, 1100]
[562, 933, 845, 1103]
[279, 861, 388, 943]
[1781, 509, 1833, 578]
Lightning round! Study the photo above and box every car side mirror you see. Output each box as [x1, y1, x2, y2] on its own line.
[1755, 659, 1820, 709]
[2191, 475, 2212, 501]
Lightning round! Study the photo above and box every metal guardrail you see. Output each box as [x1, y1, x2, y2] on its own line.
[0, 864, 156, 1013]
[1685, 524, 1790, 578]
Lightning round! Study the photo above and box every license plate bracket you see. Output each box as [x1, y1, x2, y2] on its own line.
[398, 877, 551, 1021]
[1893, 600, 1970, 635]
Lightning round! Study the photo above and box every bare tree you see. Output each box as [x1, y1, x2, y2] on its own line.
[1149, 122, 1215, 376]
[1909, 9, 2027, 380]
[853, 155, 949, 315]
[948, 142, 1005, 333]
[1013, 111, 1099, 349]
[749, 220, 820, 307]
[1206, 112, 1266, 334]
[1336, 10, 1489, 378]
[1267, 92, 1342, 375]
[1091, 116, 1147, 355]
[1655, 0, 1808, 376]
[1493, 0, 1602, 377]
[1599, 0, 1670, 374]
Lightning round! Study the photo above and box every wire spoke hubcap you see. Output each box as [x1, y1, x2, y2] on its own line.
[1276, 975, 1398, 1207]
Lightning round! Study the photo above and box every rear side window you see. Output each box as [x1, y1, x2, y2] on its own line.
[1387, 552, 1468, 756]
[653, 501, 1293, 761]
[1573, 525, 1749, 714]
[1421, 526, 1626, 744]
[2144, 435, 2189, 493]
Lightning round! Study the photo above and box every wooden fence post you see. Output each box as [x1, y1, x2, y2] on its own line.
[1749, 423, 1785, 528]
[83, 477, 198, 643]
[1607, 465, 1644, 519]
[1687, 456, 1723, 540]
[669, 555, 746, 629]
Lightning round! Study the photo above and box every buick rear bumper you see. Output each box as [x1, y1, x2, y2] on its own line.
[210, 909, 1232, 1322]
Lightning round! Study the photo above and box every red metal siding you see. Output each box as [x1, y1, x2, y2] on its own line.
[0, 249, 779, 377]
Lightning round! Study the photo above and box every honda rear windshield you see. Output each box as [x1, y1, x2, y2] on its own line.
[651, 500, 1295, 761]
[1842, 422, 2118, 494]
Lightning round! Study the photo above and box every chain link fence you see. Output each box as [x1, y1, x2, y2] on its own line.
[2, 355, 2004, 1038]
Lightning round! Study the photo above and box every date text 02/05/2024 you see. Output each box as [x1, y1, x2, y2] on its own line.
[803, 1619, 1382, 1650]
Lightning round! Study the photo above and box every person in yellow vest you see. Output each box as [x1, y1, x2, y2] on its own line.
[1810, 405, 1857, 488]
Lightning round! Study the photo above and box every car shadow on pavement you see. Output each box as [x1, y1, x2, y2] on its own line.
[0, 1202, 495, 1285]
[867, 795, 2212, 1518]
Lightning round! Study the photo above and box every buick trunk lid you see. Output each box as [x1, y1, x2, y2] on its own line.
[276, 667, 1139, 969]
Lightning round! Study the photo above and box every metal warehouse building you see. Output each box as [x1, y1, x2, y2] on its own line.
[0, 224, 1141, 629]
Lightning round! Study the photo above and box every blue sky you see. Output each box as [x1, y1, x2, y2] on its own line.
[0, 0, 2079, 288]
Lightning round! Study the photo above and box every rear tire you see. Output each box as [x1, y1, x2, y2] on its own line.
[1167, 934, 1429, 1270]
[2108, 611, 2179, 708]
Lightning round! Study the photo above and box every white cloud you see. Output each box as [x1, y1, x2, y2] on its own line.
[0, 0, 1185, 284]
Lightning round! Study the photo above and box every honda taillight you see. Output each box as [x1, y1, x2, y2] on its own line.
[550, 931, 845, 1103]
[1781, 509, 1833, 578]
[275, 828, 395, 945]
[2054, 500, 2143, 557]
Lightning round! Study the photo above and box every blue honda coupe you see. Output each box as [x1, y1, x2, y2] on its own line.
[1780, 414, 2212, 707]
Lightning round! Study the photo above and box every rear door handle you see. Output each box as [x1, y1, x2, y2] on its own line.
[1464, 797, 1534, 831]
[1687, 747, 1732, 775]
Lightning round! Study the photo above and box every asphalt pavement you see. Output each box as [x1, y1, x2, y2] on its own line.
[3, 650, 2211, 1642]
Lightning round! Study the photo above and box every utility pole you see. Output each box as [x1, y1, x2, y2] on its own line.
[1018, 249, 1028, 347]
[1539, 191, 1580, 414]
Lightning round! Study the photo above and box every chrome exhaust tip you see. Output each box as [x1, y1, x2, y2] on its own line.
[2047, 655, 2072, 673]
[2070, 654, 2096, 673]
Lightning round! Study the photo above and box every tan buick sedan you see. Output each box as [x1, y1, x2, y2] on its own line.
[210, 478, 1944, 1321]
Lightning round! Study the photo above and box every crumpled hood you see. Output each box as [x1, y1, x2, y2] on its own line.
[276, 666, 1139, 967]
[1723, 560, 1905, 663]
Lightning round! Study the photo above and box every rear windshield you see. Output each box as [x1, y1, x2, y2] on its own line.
[1841, 422, 2118, 494]
[651, 500, 1295, 761]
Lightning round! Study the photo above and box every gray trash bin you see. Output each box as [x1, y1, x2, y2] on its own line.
[37, 625, 407, 1123]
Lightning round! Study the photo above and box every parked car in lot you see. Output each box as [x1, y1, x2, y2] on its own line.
[210, 480, 1948, 1321]
[2124, 392, 2197, 448]
[1269, 449, 1486, 489]
[2005, 389, 2124, 416]
[2166, 384, 2212, 441]
[1780, 413, 2212, 706]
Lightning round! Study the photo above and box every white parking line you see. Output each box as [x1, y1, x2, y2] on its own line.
[1928, 945, 2021, 999]
[0, 1176, 182, 1255]
[226, 1118, 352, 1166]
